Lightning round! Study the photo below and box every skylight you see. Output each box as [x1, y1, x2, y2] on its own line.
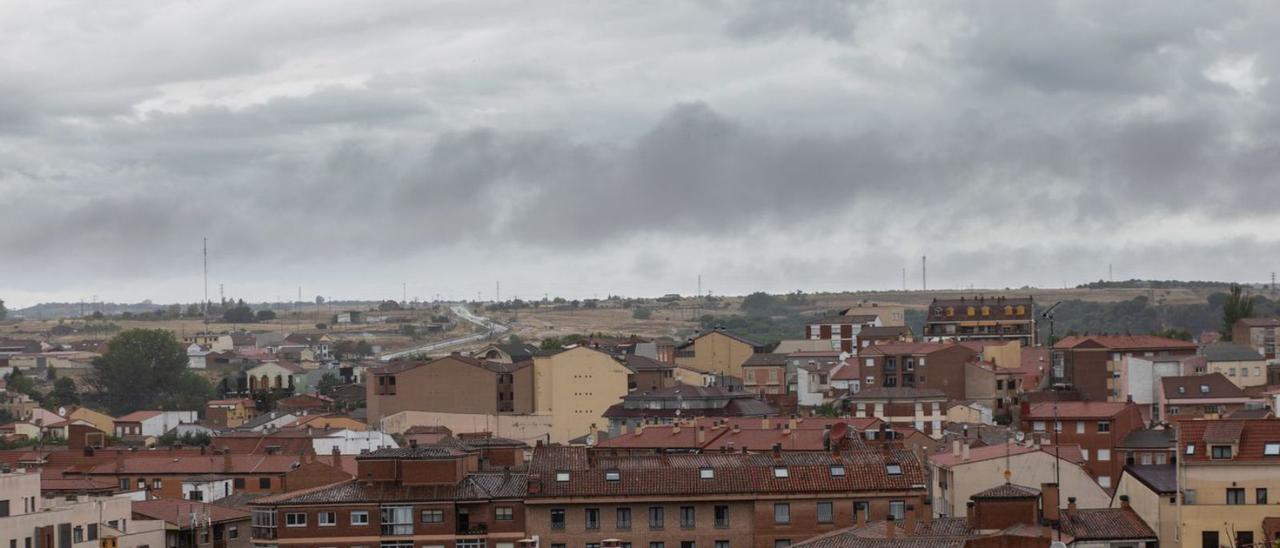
[1265, 443, 1280, 456]
[699, 467, 715, 479]
[773, 466, 789, 478]
[1185, 444, 1196, 455]
[886, 463, 902, 476]
[830, 465, 846, 477]
[1200, 385, 1210, 393]
[555, 471, 570, 482]
[605, 470, 621, 481]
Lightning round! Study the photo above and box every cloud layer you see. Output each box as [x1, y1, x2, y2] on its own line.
[3, 0, 1280, 306]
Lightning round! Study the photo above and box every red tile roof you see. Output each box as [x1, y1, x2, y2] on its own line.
[132, 498, 249, 527]
[929, 443, 1084, 468]
[1179, 419, 1280, 462]
[859, 342, 954, 356]
[1024, 401, 1133, 419]
[114, 411, 163, 423]
[1053, 335, 1197, 351]
[1059, 507, 1156, 541]
[85, 454, 329, 475]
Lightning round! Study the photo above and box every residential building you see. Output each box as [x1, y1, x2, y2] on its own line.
[1051, 335, 1197, 401]
[276, 393, 334, 413]
[113, 410, 199, 438]
[1116, 428, 1176, 467]
[132, 498, 252, 548]
[474, 341, 539, 364]
[857, 342, 978, 401]
[366, 354, 534, 423]
[283, 333, 332, 360]
[1198, 342, 1268, 388]
[249, 445, 528, 548]
[842, 387, 947, 437]
[245, 361, 305, 393]
[0, 469, 166, 548]
[82, 450, 352, 499]
[533, 346, 633, 443]
[1177, 419, 1280, 548]
[922, 296, 1036, 346]
[929, 442, 1110, 518]
[207, 398, 258, 428]
[829, 359, 862, 394]
[1020, 401, 1144, 488]
[59, 406, 117, 437]
[944, 401, 993, 426]
[840, 303, 906, 326]
[603, 383, 778, 437]
[180, 474, 236, 502]
[855, 326, 915, 351]
[796, 362, 839, 408]
[1112, 464, 1178, 548]
[526, 444, 929, 548]
[674, 328, 765, 378]
[1158, 373, 1266, 423]
[805, 314, 882, 353]
[742, 353, 790, 396]
[625, 354, 706, 392]
[187, 343, 210, 369]
[1231, 317, 1280, 359]
[1116, 354, 1187, 416]
[597, 417, 885, 452]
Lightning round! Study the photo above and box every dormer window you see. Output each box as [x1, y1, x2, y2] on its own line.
[886, 463, 902, 476]
[773, 466, 789, 478]
[555, 471, 570, 482]
[1186, 444, 1195, 455]
[830, 465, 846, 477]
[1177, 386, 1185, 394]
[605, 469, 620, 482]
[1200, 385, 1210, 394]
[1211, 445, 1232, 459]
[699, 467, 714, 479]
[1265, 443, 1280, 456]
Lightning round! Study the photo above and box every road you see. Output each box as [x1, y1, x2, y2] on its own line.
[377, 304, 507, 362]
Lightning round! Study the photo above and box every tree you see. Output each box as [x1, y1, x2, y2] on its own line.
[0, 298, 6, 321]
[1221, 283, 1256, 339]
[222, 300, 255, 323]
[1150, 328, 1192, 341]
[92, 329, 189, 414]
[539, 337, 563, 351]
[5, 369, 39, 401]
[632, 308, 652, 320]
[47, 377, 80, 407]
[255, 309, 277, 321]
[157, 372, 215, 411]
[740, 292, 783, 315]
[317, 373, 342, 396]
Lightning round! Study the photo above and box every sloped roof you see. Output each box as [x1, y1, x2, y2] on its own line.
[1024, 401, 1132, 419]
[680, 329, 764, 349]
[1200, 342, 1265, 362]
[132, 498, 249, 527]
[742, 353, 789, 367]
[254, 473, 528, 505]
[1060, 508, 1156, 540]
[930, 443, 1084, 468]
[810, 315, 880, 325]
[1179, 419, 1280, 462]
[1124, 464, 1176, 494]
[843, 387, 946, 401]
[1161, 373, 1248, 400]
[1118, 428, 1176, 449]
[971, 483, 1039, 499]
[1053, 335, 1197, 351]
[1237, 318, 1280, 327]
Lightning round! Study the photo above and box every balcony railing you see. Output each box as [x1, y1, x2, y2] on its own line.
[457, 522, 488, 536]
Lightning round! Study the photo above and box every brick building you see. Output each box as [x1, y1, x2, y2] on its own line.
[857, 343, 978, 401]
[804, 315, 882, 353]
[367, 354, 534, 423]
[1050, 335, 1197, 401]
[1019, 401, 1144, 489]
[80, 449, 352, 499]
[922, 296, 1036, 347]
[1231, 317, 1280, 359]
[841, 388, 948, 438]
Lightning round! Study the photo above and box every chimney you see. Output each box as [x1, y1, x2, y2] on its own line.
[904, 504, 917, 536]
[732, 423, 741, 434]
[788, 417, 798, 430]
[771, 443, 782, 460]
[761, 417, 770, 429]
[672, 424, 681, 435]
[921, 499, 933, 525]
[1119, 495, 1130, 509]
[885, 515, 896, 539]
[783, 422, 792, 436]
[1067, 497, 1077, 512]
[114, 449, 124, 473]
[589, 423, 599, 446]
[965, 501, 976, 529]
[951, 440, 961, 457]
[961, 443, 970, 461]
[331, 445, 341, 467]
[409, 439, 418, 449]
[199, 446, 206, 456]
[1041, 483, 1060, 522]
[696, 426, 706, 444]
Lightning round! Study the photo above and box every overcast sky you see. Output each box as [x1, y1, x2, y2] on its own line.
[4, 1, 1280, 308]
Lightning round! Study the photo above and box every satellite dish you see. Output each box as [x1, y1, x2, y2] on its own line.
[831, 422, 849, 440]
[57, 407, 67, 417]
[1014, 431, 1026, 442]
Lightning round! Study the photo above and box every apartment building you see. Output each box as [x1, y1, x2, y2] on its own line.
[0, 469, 166, 548]
[1020, 401, 1144, 489]
[597, 417, 885, 452]
[533, 346, 633, 444]
[929, 442, 1110, 518]
[367, 354, 535, 423]
[602, 384, 778, 437]
[206, 399, 259, 428]
[1231, 317, 1280, 359]
[674, 329, 765, 378]
[857, 342, 978, 401]
[804, 314, 882, 353]
[624, 354, 705, 392]
[842, 388, 947, 437]
[1051, 335, 1197, 401]
[1112, 464, 1178, 547]
[131, 498, 252, 548]
[250, 445, 528, 548]
[1157, 373, 1266, 423]
[1198, 342, 1268, 389]
[1116, 428, 1176, 467]
[525, 444, 929, 548]
[82, 450, 351, 499]
[922, 296, 1036, 347]
[1177, 419, 1280, 548]
[741, 353, 790, 396]
[839, 304, 905, 327]
[854, 326, 914, 351]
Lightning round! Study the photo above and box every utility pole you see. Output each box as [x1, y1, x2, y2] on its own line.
[496, 281, 500, 303]
[902, 267, 907, 291]
[1109, 263, 1113, 282]
[922, 256, 927, 291]
[402, 282, 407, 307]
[202, 237, 209, 325]
[296, 286, 301, 332]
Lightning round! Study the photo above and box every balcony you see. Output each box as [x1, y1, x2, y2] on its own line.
[457, 522, 488, 536]
[250, 527, 277, 541]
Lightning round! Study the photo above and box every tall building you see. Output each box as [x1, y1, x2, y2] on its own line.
[922, 296, 1036, 346]
[1051, 335, 1197, 401]
[0, 469, 166, 548]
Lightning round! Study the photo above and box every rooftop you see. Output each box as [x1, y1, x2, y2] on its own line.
[132, 498, 249, 527]
[1123, 464, 1176, 494]
[1053, 335, 1197, 351]
[971, 482, 1040, 499]
[1059, 507, 1157, 541]
[254, 472, 528, 505]
[843, 387, 947, 401]
[1199, 342, 1266, 362]
[1180, 419, 1280, 462]
[1161, 373, 1248, 400]
[1024, 401, 1133, 419]
[742, 353, 789, 367]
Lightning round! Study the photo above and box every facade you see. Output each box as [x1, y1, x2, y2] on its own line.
[929, 442, 1110, 519]
[367, 354, 534, 423]
[207, 398, 258, 428]
[741, 353, 790, 396]
[1177, 419, 1280, 548]
[843, 388, 947, 437]
[1112, 465, 1178, 547]
[0, 469, 166, 548]
[526, 444, 929, 548]
[1116, 355, 1186, 416]
[83, 451, 352, 500]
[855, 326, 915, 351]
[674, 329, 765, 378]
[857, 343, 978, 401]
[1116, 428, 1176, 467]
[1231, 317, 1280, 359]
[804, 315, 882, 353]
[245, 362, 304, 393]
[1051, 335, 1197, 401]
[1019, 401, 1144, 489]
[922, 296, 1036, 346]
[603, 384, 778, 437]
[113, 410, 200, 438]
[597, 417, 885, 452]
[625, 354, 706, 392]
[840, 304, 906, 327]
[1198, 342, 1268, 389]
[796, 363, 838, 408]
[1157, 373, 1266, 423]
[132, 498, 252, 548]
[533, 346, 633, 443]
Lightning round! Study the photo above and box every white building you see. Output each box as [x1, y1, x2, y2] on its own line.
[113, 410, 200, 438]
[186, 343, 209, 369]
[310, 429, 399, 455]
[181, 475, 235, 502]
[1117, 355, 1184, 409]
[0, 469, 166, 548]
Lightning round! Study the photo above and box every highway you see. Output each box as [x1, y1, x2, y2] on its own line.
[376, 304, 509, 362]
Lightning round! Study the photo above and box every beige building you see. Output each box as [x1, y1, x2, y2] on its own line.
[61, 406, 116, 434]
[381, 409, 554, 441]
[1112, 465, 1178, 548]
[1199, 342, 1268, 388]
[674, 329, 763, 378]
[841, 303, 906, 326]
[0, 469, 166, 548]
[366, 354, 534, 423]
[929, 441, 1111, 518]
[533, 345, 632, 443]
[1175, 419, 1280, 548]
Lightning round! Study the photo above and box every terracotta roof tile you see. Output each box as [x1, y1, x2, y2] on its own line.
[1024, 401, 1131, 419]
[132, 498, 249, 526]
[1053, 335, 1197, 351]
[1060, 508, 1156, 540]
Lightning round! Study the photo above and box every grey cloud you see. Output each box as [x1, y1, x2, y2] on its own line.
[723, 0, 861, 41]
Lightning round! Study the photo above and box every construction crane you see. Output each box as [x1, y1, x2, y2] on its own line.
[1040, 301, 1063, 346]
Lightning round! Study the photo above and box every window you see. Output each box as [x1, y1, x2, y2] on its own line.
[420, 510, 443, 523]
[773, 466, 789, 478]
[1227, 488, 1246, 505]
[1076, 421, 1085, 434]
[1082, 449, 1090, 461]
[1169, 406, 1180, 416]
[716, 542, 729, 548]
[774, 542, 790, 548]
[774, 503, 790, 524]
[555, 471, 570, 482]
[118, 478, 129, 490]
[137, 479, 146, 489]
[586, 508, 600, 529]
[1184, 489, 1197, 505]
[1033, 421, 1046, 433]
[152, 478, 162, 489]
[886, 463, 902, 475]
[285, 513, 307, 527]
[830, 465, 845, 477]
[234, 478, 246, 489]
[86, 526, 97, 542]
[1097, 421, 1111, 433]
[380, 506, 413, 535]
[73, 527, 83, 543]
[318, 512, 336, 526]
[650, 543, 664, 548]
[1186, 443, 1195, 455]
[649, 507, 665, 529]
[496, 507, 513, 521]
[681, 543, 695, 548]
[1265, 443, 1280, 456]
[680, 506, 695, 528]
[1055, 421, 1063, 433]
[889, 501, 905, 520]
[228, 526, 238, 539]
[605, 469, 621, 482]
[699, 467, 715, 479]
[817, 502, 833, 524]
[259, 478, 271, 489]
[1098, 476, 1111, 489]
[1211, 446, 1232, 459]
[1257, 488, 1268, 505]
[714, 505, 729, 528]
[550, 509, 565, 530]
[350, 511, 369, 525]
[1097, 449, 1111, 461]
[1201, 531, 1219, 548]
[617, 507, 632, 529]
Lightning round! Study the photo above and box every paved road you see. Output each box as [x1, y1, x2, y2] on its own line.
[377, 304, 508, 362]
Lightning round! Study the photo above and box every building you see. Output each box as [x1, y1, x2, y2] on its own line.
[742, 353, 791, 396]
[533, 346, 634, 443]
[1116, 428, 1176, 467]
[842, 388, 948, 437]
[366, 354, 534, 423]
[1198, 342, 1268, 388]
[1231, 317, 1280, 359]
[796, 362, 840, 408]
[1177, 419, 1280, 548]
[525, 444, 929, 548]
[249, 445, 528, 548]
[922, 296, 1036, 346]
[474, 341, 540, 364]
[840, 303, 906, 327]
[805, 314, 883, 353]
[0, 469, 166, 548]
[1020, 401, 1144, 489]
[855, 326, 914, 351]
[857, 343, 978, 402]
[82, 450, 352, 499]
[132, 497, 252, 548]
[597, 417, 885, 452]
[1112, 464, 1178, 547]
[113, 410, 200, 438]
[674, 328, 765, 378]
[1051, 335, 1197, 401]
[929, 442, 1110, 518]
[602, 383, 778, 437]
[245, 361, 305, 393]
[1116, 354, 1187, 417]
[623, 354, 708, 392]
[1158, 373, 1266, 423]
[207, 398, 258, 428]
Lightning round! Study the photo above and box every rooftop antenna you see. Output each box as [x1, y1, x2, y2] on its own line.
[922, 256, 927, 291]
[202, 237, 209, 325]
[296, 286, 302, 332]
